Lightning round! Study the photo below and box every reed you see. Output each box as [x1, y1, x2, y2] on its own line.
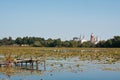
[0, 46, 119, 63]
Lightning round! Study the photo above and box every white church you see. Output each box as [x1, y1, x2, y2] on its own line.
[73, 33, 99, 44]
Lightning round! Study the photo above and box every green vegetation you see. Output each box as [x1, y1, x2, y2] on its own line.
[0, 47, 119, 64]
[0, 36, 120, 47]
[0, 47, 119, 77]
[96, 36, 120, 47]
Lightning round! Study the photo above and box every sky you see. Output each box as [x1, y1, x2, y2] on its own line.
[0, 0, 120, 41]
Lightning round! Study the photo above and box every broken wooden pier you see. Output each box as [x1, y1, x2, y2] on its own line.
[0, 58, 46, 70]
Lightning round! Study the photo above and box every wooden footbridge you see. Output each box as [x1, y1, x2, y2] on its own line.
[0, 58, 46, 70]
[14, 58, 39, 66]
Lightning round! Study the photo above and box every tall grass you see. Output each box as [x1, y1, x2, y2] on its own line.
[0, 46, 119, 63]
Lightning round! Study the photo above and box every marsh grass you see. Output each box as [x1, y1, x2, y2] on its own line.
[0, 47, 119, 64]
[0, 47, 119, 76]
[102, 67, 120, 71]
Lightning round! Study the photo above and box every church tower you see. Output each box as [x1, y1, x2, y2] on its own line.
[90, 33, 95, 44]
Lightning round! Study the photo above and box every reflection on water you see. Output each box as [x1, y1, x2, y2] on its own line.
[0, 49, 120, 80]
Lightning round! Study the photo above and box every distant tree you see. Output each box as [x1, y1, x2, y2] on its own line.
[0, 40, 2, 46]
[0, 35, 120, 47]
[45, 38, 54, 47]
[8, 37, 14, 45]
[15, 37, 23, 45]
[22, 37, 29, 44]
[28, 37, 34, 45]
[33, 41, 42, 47]
[62, 41, 70, 47]
[53, 38, 62, 47]
[39, 38, 45, 47]
[81, 41, 91, 47]
[105, 39, 112, 47]
[2, 38, 9, 45]
[112, 36, 120, 47]
[77, 41, 82, 47]
[0, 37, 14, 45]
[96, 40, 106, 47]
[69, 40, 78, 47]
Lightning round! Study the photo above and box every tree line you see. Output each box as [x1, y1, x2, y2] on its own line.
[0, 36, 120, 47]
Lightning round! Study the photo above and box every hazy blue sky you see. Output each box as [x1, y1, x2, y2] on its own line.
[0, 0, 120, 40]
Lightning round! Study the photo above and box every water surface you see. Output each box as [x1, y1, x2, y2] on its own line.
[0, 48, 120, 80]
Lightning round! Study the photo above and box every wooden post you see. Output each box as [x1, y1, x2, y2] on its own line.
[26, 62, 27, 67]
[44, 60, 46, 70]
[14, 62, 17, 66]
[36, 61, 38, 70]
[31, 61, 33, 67]
[30, 61, 34, 69]
[21, 62, 23, 67]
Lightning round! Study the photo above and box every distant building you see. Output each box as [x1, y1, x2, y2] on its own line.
[73, 37, 79, 41]
[80, 35, 87, 43]
[90, 33, 95, 44]
[90, 33, 99, 44]
[73, 35, 87, 43]
[73, 33, 99, 44]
